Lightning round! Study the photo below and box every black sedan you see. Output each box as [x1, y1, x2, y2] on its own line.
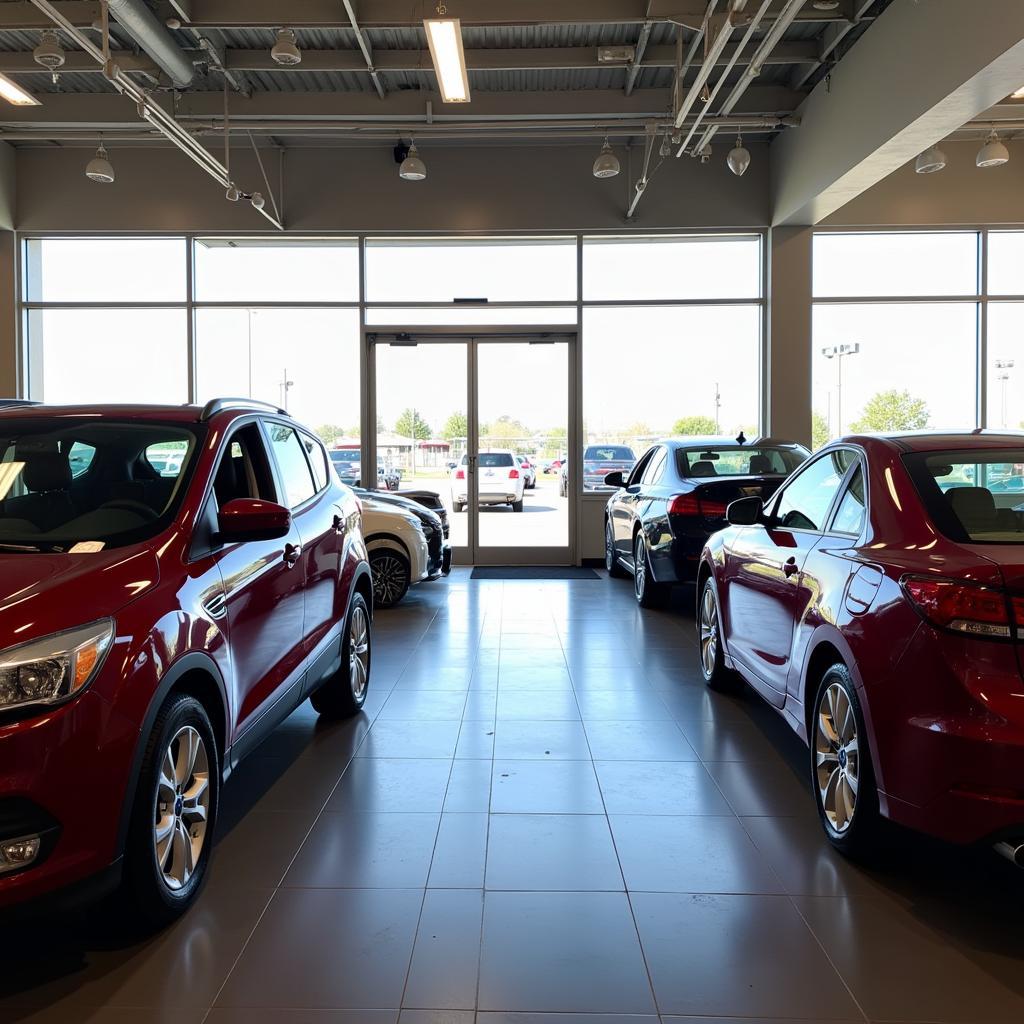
[604, 436, 809, 606]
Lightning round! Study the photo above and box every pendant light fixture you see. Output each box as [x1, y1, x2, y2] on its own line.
[592, 137, 620, 178]
[85, 142, 115, 183]
[399, 141, 427, 181]
[270, 28, 302, 66]
[727, 133, 751, 176]
[914, 144, 946, 174]
[976, 130, 1009, 168]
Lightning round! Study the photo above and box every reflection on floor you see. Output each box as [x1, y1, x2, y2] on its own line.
[6, 568, 1024, 1023]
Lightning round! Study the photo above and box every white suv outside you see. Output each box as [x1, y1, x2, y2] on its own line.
[450, 450, 526, 513]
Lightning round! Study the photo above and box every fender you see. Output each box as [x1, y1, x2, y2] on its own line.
[113, 650, 230, 858]
[365, 531, 410, 557]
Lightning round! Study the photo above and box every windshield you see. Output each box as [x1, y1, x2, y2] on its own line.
[905, 449, 1024, 544]
[584, 446, 634, 461]
[330, 450, 359, 464]
[0, 418, 200, 551]
[677, 445, 807, 478]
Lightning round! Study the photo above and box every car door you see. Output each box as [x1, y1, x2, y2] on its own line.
[612, 446, 657, 558]
[722, 449, 853, 705]
[209, 421, 308, 738]
[263, 421, 347, 676]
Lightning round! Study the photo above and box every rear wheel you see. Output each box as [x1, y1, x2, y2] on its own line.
[370, 549, 410, 608]
[311, 592, 371, 718]
[452, 501, 464, 513]
[605, 520, 627, 577]
[633, 532, 668, 608]
[812, 664, 880, 857]
[512, 498, 524, 512]
[123, 694, 219, 927]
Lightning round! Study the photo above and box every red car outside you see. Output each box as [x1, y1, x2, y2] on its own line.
[698, 432, 1024, 862]
[0, 400, 372, 923]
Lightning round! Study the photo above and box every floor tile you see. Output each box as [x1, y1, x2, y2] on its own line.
[329, 758, 452, 812]
[594, 760, 733, 816]
[462, 689, 499, 720]
[704, 758, 813, 816]
[478, 892, 657, 1014]
[573, 689, 672, 721]
[428, 813, 489, 888]
[491, 760, 604, 814]
[454, 720, 496, 758]
[380, 690, 469, 721]
[403, 889, 484, 1009]
[212, 810, 315, 889]
[358, 719, 463, 759]
[496, 690, 581, 721]
[486, 814, 623, 891]
[610, 814, 784, 894]
[15, 1009, 210, 1024]
[630, 892, 861, 1018]
[283, 812, 440, 888]
[398, 1012, 473, 1024]
[583, 720, 698, 761]
[493, 719, 591, 760]
[478, 1017, 658, 1024]
[209, 1012, 397, 1024]
[215, 888, 422, 1009]
[680, 717, 795, 762]
[443, 759, 492, 812]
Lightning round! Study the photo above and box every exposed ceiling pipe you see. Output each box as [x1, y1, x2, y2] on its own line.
[341, 0, 386, 100]
[106, 0, 195, 88]
[691, 0, 809, 154]
[624, 17, 653, 97]
[673, 0, 743, 129]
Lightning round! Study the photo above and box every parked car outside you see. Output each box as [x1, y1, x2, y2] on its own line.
[357, 488, 451, 581]
[0, 400, 372, 924]
[328, 448, 400, 490]
[582, 444, 637, 491]
[517, 455, 537, 489]
[543, 457, 565, 474]
[450, 450, 526, 512]
[604, 437, 809, 605]
[359, 490, 432, 607]
[698, 432, 1024, 862]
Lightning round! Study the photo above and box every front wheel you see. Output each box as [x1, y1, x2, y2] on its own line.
[311, 591, 372, 718]
[812, 664, 880, 857]
[123, 694, 219, 927]
[370, 549, 410, 608]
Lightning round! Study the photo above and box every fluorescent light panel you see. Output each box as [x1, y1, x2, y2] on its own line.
[0, 72, 39, 106]
[424, 18, 471, 103]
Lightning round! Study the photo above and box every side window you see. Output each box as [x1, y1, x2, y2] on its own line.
[627, 448, 656, 486]
[830, 464, 867, 536]
[300, 430, 329, 492]
[213, 424, 276, 509]
[66, 440, 96, 479]
[267, 422, 317, 509]
[772, 451, 849, 532]
[642, 448, 667, 485]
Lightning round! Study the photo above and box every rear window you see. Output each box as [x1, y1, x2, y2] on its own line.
[584, 446, 634, 461]
[905, 449, 1024, 543]
[330, 450, 359, 463]
[477, 453, 514, 468]
[676, 445, 808, 478]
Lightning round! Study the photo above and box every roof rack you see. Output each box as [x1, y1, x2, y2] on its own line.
[200, 398, 289, 421]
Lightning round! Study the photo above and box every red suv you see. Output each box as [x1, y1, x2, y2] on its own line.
[699, 433, 1024, 863]
[0, 400, 372, 923]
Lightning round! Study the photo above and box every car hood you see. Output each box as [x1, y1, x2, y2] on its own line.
[0, 547, 160, 647]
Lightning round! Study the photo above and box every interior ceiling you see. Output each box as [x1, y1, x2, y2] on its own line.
[0, 0, 894, 148]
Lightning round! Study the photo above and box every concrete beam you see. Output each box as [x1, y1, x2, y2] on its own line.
[771, 0, 1024, 225]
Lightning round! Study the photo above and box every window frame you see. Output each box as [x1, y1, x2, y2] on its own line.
[826, 461, 869, 540]
[260, 417, 320, 512]
[768, 446, 861, 537]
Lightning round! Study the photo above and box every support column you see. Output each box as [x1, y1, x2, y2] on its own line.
[766, 225, 812, 448]
[0, 232, 17, 398]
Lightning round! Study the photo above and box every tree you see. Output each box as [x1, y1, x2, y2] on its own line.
[314, 424, 345, 445]
[394, 408, 432, 440]
[850, 390, 929, 433]
[441, 411, 468, 440]
[812, 411, 829, 450]
[672, 414, 718, 436]
[483, 414, 530, 441]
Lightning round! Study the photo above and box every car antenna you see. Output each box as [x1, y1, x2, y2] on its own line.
[735, 431, 746, 445]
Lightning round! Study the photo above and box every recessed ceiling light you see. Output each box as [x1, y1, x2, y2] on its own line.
[0, 72, 40, 106]
[424, 17, 470, 103]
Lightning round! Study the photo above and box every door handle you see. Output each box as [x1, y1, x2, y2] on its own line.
[783, 557, 798, 578]
[333, 514, 345, 535]
[283, 543, 302, 567]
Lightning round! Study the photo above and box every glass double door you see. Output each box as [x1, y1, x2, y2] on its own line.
[370, 329, 574, 565]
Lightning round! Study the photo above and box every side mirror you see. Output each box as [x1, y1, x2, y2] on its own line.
[727, 495, 764, 527]
[604, 471, 626, 488]
[217, 497, 291, 543]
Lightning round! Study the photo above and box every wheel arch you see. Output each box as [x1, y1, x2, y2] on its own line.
[802, 639, 847, 741]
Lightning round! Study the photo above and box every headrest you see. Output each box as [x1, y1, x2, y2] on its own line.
[947, 486, 996, 523]
[15, 443, 72, 493]
[690, 460, 717, 477]
[748, 454, 772, 475]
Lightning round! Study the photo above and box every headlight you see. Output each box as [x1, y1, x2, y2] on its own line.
[0, 619, 114, 712]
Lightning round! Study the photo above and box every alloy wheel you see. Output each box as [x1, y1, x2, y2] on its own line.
[605, 523, 616, 572]
[634, 535, 646, 600]
[372, 555, 408, 606]
[815, 681, 860, 833]
[349, 602, 370, 700]
[699, 586, 718, 678]
[154, 725, 210, 891]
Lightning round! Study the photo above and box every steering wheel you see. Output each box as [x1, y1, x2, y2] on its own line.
[99, 499, 158, 521]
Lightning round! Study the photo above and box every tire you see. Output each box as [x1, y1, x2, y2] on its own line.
[122, 693, 219, 928]
[512, 498, 524, 512]
[811, 663, 880, 857]
[370, 549, 410, 608]
[698, 578, 737, 691]
[605, 519, 627, 578]
[452, 501, 464, 513]
[311, 591, 372, 718]
[633, 531, 668, 608]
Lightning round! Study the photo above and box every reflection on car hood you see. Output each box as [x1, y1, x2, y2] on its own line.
[0, 547, 160, 647]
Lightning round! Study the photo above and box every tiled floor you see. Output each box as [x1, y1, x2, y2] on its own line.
[6, 569, 1024, 1023]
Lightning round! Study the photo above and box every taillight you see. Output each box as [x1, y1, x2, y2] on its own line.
[509, 468, 519, 479]
[455, 468, 465, 480]
[668, 493, 729, 519]
[902, 576, 1013, 639]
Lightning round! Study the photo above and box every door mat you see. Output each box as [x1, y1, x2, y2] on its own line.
[471, 566, 601, 580]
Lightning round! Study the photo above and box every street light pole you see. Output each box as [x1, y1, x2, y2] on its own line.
[821, 343, 860, 436]
[278, 368, 293, 411]
[714, 382, 721, 434]
[995, 358, 1015, 427]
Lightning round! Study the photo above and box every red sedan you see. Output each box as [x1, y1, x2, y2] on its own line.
[698, 432, 1024, 862]
[0, 400, 372, 923]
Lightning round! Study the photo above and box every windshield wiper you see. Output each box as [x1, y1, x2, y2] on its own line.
[0, 542, 43, 553]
